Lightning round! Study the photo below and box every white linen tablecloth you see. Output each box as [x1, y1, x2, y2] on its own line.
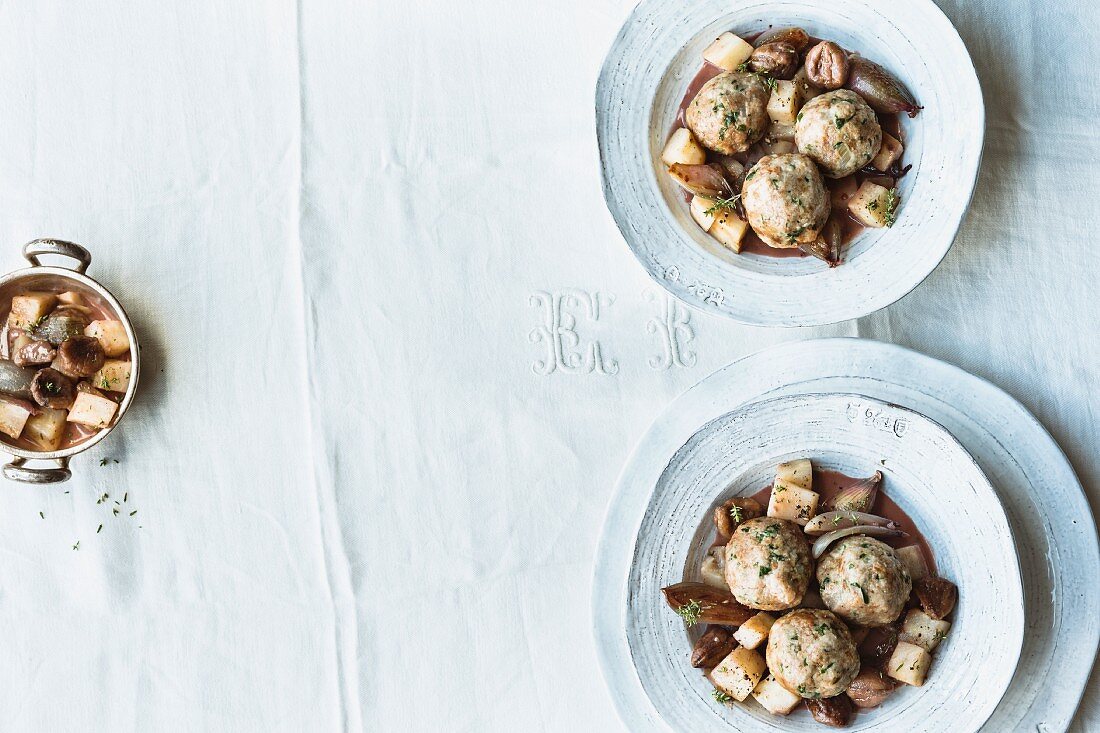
[0, 0, 1095, 730]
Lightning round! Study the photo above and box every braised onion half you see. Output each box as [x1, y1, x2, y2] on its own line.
[804, 510, 900, 536]
[811, 525, 908, 559]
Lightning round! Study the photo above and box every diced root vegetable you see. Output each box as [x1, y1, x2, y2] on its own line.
[765, 122, 796, 142]
[58, 291, 85, 306]
[775, 459, 812, 491]
[766, 80, 802, 125]
[690, 196, 718, 232]
[871, 132, 904, 172]
[767, 478, 820, 525]
[792, 67, 823, 102]
[662, 128, 707, 166]
[762, 140, 797, 155]
[85, 320, 130, 357]
[752, 675, 803, 715]
[848, 181, 896, 228]
[702, 32, 755, 71]
[0, 398, 32, 439]
[710, 209, 749, 253]
[8, 292, 58, 330]
[93, 360, 132, 393]
[24, 408, 68, 450]
[700, 554, 727, 589]
[711, 647, 768, 702]
[887, 641, 932, 686]
[899, 609, 951, 652]
[896, 545, 929, 581]
[67, 392, 118, 429]
[733, 612, 776, 650]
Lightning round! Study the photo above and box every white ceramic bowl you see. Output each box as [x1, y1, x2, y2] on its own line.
[617, 393, 1022, 732]
[596, 0, 983, 326]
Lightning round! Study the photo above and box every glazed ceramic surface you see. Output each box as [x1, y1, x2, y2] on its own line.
[596, 0, 983, 326]
[594, 338, 1099, 733]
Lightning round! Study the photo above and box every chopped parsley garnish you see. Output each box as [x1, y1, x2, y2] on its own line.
[884, 188, 900, 227]
[786, 225, 808, 243]
[712, 689, 734, 704]
[676, 600, 703, 626]
[758, 564, 772, 577]
[753, 524, 780, 542]
[705, 195, 740, 216]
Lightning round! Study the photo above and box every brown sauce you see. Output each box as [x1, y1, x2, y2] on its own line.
[668, 32, 909, 262]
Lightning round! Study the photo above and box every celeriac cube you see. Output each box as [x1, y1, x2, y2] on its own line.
[752, 675, 802, 715]
[24, 408, 68, 451]
[710, 208, 749, 253]
[662, 127, 707, 166]
[711, 646, 767, 702]
[733, 612, 775, 649]
[900, 608, 951, 652]
[690, 196, 718, 232]
[67, 392, 118, 429]
[848, 181, 897, 228]
[762, 140, 797, 155]
[767, 478, 819, 525]
[766, 80, 801, 125]
[8, 292, 58, 330]
[792, 68, 823, 104]
[0, 398, 32, 439]
[887, 641, 932, 686]
[93, 359, 131, 393]
[871, 132, 904, 172]
[10, 333, 31, 357]
[58, 291, 85, 306]
[896, 545, 929, 581]
[775, 459, 812, 491]
[85, 320, 130, 357]
[765, 121, 795, 142]
[702, 32, 754, 71]
[700, 554, 727, 589]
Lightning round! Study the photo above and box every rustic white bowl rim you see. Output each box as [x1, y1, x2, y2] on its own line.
[595, 0, 984, 326]
[608, 391, 1021, 732]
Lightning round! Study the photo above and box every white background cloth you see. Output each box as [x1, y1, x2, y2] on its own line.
[0, 0, 1095, 730]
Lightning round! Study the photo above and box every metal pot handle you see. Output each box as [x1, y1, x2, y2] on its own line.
[22, 239, 92, 274]
[2, 456, 72, 484]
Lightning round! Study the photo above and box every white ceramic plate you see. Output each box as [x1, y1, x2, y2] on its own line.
[624, 392, 1021, 731]
[594, 338, 1100, 733]
[596, 0, 983, 326]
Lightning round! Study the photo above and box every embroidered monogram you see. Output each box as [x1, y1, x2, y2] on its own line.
[645, 290, 696, 370]
[529, 290, 618, 375]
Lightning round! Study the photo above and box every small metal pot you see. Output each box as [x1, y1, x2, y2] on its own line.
[0, 239, 140, 483]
